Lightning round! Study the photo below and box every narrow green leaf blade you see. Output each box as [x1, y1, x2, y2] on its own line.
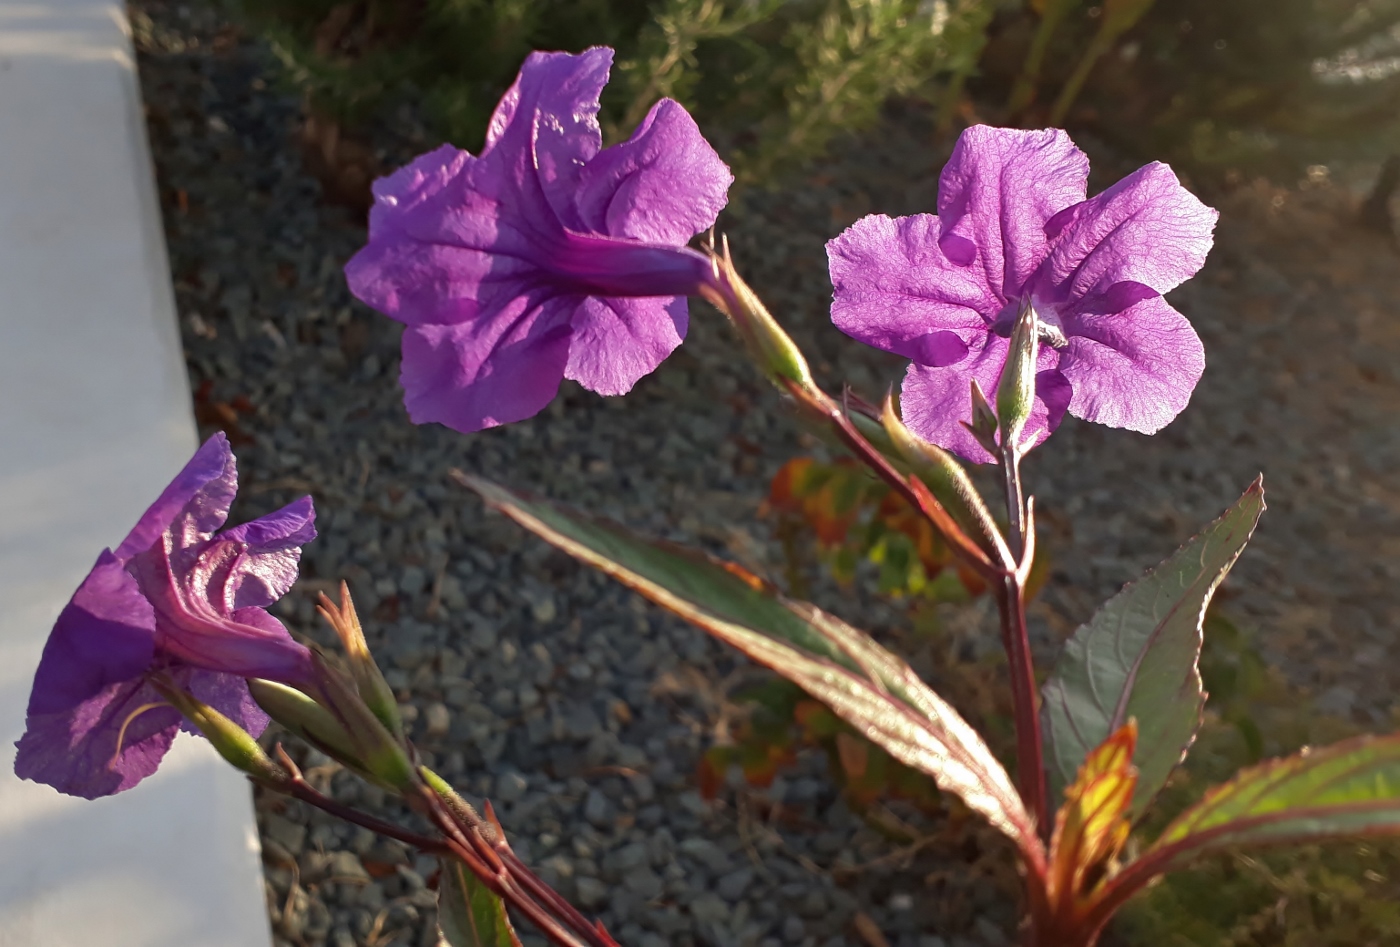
[459, 473, 1043, 864]
[438, 858, 521, 947]
[1041, 479, 1265, 818]
[1153, 733, 1400, 860]
[1083, 733, 1400, 931]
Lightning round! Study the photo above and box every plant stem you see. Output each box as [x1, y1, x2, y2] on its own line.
[997, 444, 1048, 838]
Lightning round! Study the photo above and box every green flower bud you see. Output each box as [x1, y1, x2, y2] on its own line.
[152, 678, 286, 786]
[699, 241, 815, 395]
[996, 299, 1040, 455]
[880, 394, 1012, 567]
[317, 583, 404, 742]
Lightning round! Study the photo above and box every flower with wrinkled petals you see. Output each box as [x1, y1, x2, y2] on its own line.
[346, 46, 733, 433]
[13, 434, 315, 798]
[827, 125, 1217, 462]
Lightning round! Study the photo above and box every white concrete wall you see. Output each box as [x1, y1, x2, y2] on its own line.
[0, 3, 271, 945]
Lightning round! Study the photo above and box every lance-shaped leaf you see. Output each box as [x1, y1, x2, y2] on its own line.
[457, 473, 1044, 867]
[438, 858, 522, 947]
[1083, 732, 1400, 931]
[1041, 479, 1265, 819]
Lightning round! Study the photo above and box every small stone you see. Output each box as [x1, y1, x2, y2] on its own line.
[972, 917, 1009, 946]
[583, 789, 613, 828]
[622, 865, 663, 899]
[575, 877, 608, 909]
[678, 838, 730, 873]
[496, 770, 529, 803]
[716, 867, 754, 901]
[263, 814, 306, 855]
[326, 851, 370, 885]
[690, 893, 729, 925]
[469, 622, 499, 652]
[781, 917, 805, 944]
[424, 702, 451, 736]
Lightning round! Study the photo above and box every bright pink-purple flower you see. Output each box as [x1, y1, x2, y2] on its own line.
[13, 434, 315, 798]
[346, 47, 733, 433]
[827, 125, 1217, 462]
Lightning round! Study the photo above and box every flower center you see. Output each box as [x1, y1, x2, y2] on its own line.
[991, 297, 1068, 349]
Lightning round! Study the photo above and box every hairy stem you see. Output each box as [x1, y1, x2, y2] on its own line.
[997, 447, 1048, 838]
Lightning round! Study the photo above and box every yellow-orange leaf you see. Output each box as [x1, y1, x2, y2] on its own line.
[1048, 721, 1139, 907]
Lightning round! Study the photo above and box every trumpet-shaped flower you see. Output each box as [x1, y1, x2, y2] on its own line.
[346, 46, 732, 433]
[13, 434, 315, 798]
[828, 125, 1217, 462]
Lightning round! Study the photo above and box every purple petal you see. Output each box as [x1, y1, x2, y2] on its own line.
[399, 300, 574, 432]
[180, 669, 270, 739]
[491, 49, 610, 228]
[574, 98, 732, 244]
[1058, 295, 1205, 432]
[220, 496, 316, 609]
[828, 214, 997, 359]
[348, 148, 541, 329]
[900, 334, 1066, 463]
[113, 434, 236, 560]
[14, 676, 180, 799]
[128, 539, 313, 684]
[565, 295, 688, 396]
[1034, 162, 1218, 306]
[27, 551, 155, 716]
[936, 126, 1089, 300]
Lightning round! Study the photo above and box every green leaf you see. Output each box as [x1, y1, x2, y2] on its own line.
[437, 858, 521, 947]
[1041, 479, 1265, 819]
[1156, 733, 1400, 854]
[458, 473, 1044, 864]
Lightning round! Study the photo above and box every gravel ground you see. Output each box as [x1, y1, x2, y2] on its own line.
[130, 3, 1400, 947]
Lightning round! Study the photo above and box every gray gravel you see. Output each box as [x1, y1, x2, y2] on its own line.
[131, 3, 1400, 947]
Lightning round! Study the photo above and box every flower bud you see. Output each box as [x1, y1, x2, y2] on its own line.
[317, 583, 404, 742]
[880, 394, 1012, 567]
[961, 378, 1001, 457]
[248, 678, 364, 773]
[699, 241, 816, 395]
[152, 678, 286, 786]
[310, 652, 418, 791]
[995, 300, 1039, 455]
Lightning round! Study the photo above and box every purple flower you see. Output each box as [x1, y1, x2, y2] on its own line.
[14, 434, 315, 798]
[346, 47, 733, 433]
[827, 125, 1217, 462]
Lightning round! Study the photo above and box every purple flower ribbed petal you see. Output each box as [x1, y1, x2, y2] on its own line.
[1058, 295, 1205, 432]
[346, 47, 730, 433]
[564, 295, 688, 395]
[25, 552, 155, 717]
[129, 537, 312, 684]
[400, 304, 575, 432]
[1035, 162, 1218, 306]
[220, 496, 317, 609]
[113, 434, 235, 560]
[574, 99, 734, 244]
[490, 49, 609, 226]
[936, 127, 1088, 299]
[14, 676, 180, 800]
[828, 213, 997, 359]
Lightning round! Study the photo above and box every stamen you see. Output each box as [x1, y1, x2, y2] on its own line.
[1038, 322, 1069, 349]
[110, 701, 173, 768]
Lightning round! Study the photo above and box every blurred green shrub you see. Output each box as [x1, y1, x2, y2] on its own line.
[1064, 0, 1400, 174]
[229, 0, 998, 183]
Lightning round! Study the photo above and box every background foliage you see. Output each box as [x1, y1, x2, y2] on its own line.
[230, 0, 1400, 187]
